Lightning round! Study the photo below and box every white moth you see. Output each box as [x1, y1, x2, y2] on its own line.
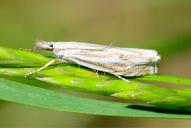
[26, 41, 161, 82]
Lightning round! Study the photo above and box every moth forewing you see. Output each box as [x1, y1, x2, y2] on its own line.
[55, 47, 160, 76]
[26, 41, 161, 81]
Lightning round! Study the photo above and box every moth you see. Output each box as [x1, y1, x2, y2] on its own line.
[26, 41, 161, 82]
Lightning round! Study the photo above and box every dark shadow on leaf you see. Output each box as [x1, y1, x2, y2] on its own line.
[126, 105, 191, 115]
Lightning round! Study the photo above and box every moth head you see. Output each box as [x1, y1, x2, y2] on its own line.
[35, 40, 54, 51]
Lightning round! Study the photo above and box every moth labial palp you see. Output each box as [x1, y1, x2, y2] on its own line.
[25, 41, 161, 82]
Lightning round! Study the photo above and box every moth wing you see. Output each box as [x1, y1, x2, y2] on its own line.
[113, 48, 161, 64]
[54, 42, 109, 51]
[113, 64, 158, 77]
[111, 48, 159, 76]
[59, 48, 159, 77]
[60, 49, 134, 74]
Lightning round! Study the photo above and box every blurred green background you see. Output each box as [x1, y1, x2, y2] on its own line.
[0, 0, 191, 127]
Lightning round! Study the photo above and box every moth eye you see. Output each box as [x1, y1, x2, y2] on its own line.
[50, 44, 53, 47]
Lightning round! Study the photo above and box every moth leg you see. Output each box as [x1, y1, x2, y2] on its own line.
[25, 59, 57, 77]
[96, 70, 100, 78]
[113, 74, 130, 82]
[93, 69, 100, 78]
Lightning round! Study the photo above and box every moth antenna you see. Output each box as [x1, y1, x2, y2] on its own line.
[108, 42, 113, 47]
[20, 48, 41, 52]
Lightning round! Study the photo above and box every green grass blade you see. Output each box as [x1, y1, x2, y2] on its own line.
[1, 78, 191, 119]
[1, 67, 191, 111]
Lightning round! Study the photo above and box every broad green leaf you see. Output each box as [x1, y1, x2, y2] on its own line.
[1, 78, 191, 119]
